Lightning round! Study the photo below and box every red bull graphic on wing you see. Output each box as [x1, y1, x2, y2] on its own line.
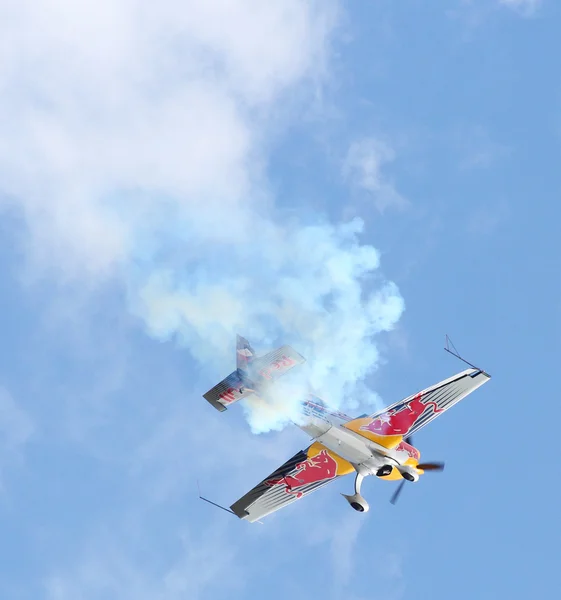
[259, 355, 297, 380]
[360, 393, 444, 436]
[219, 387, 238, 405]
[263, 449, 338, 498]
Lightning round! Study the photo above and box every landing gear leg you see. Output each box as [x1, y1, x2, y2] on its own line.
[341, 468, 370, 513]
[354, 471, 365, 496]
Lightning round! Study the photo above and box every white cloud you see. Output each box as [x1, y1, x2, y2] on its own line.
[0, 0, 338, 277]
[343, 138, 407, 212]
[0, 1, 405, 432]
[498, 0, 541, 15]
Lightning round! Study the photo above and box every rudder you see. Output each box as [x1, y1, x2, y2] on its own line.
[236, 334, 255, 375]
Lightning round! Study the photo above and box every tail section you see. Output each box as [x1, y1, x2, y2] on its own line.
[236, 335, 255, 375]
[203, 335, 306, 412]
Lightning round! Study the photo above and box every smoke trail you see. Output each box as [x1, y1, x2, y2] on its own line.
[127, 208, 404, 432]
[0, 0, 405, 432]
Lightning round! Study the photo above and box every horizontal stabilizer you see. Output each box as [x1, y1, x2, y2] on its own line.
[203, 371, 254, 412]
[251, 345, 306, 382]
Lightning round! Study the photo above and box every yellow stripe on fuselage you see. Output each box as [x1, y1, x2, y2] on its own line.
[342, 419, 421, 481]
[343, 417, 404, 449]
[306, 442, 356, 476]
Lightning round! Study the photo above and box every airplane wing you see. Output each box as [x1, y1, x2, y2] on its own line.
[250, 345, 306, 382]
[230, 442, 354, 523]
[344, 368, 490, 444]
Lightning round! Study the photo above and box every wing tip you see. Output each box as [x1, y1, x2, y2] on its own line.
[229, 501, 251, 520]
[202, 392, 228, 412]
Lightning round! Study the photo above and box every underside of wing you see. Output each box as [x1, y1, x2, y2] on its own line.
[230, 442, 354, 523]
[203, 371, 252, 412]
[344, 368, 490, 446]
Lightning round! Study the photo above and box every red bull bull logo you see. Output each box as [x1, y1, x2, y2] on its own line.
[360, 394, 443, 436]
[395, 440, 420, 460]
[264, 449, 338, 498]
[259, 355, 297, 380]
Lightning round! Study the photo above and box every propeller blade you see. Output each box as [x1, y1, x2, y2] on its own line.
[390, 480, 405, 505]
[417, 462, 445, 472]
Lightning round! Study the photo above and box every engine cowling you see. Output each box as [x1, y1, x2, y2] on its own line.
[376, 465, 394, 477]
[397, 464, 419, 482]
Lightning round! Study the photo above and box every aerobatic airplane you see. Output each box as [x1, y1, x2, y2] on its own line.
[202, 335, 490, 522]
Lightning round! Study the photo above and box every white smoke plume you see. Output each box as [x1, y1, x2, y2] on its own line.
[0, 0, 405, 432]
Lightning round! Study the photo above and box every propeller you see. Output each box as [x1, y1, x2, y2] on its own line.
[417, 462, 445, 472]
[390, 480, 405, 505]
[390, 435, 445, 504]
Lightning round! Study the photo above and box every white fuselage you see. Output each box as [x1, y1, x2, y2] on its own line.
[296, 409, 405, 476]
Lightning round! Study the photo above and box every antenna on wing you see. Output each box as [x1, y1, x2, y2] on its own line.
[197, 480, 237, 517]
[444, 335, 490, 377]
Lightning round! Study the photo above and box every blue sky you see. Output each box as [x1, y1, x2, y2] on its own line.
[0, 1, 559, 599]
